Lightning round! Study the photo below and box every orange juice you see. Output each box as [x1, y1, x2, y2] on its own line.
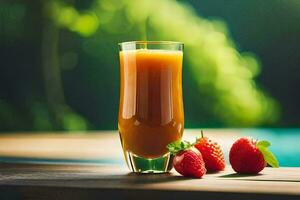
[118, 49, 184, 158]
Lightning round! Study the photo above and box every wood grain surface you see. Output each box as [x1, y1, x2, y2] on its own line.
[0, 163, 299, 200]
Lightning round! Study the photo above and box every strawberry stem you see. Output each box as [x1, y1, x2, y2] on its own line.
[167, 140, 192, 155]
[201, 130, 204, 138]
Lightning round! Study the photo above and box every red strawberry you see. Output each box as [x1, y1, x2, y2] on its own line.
[229, 137, 279, 174]
[167, 141, 206, 178]
[194, 131, 225, 172]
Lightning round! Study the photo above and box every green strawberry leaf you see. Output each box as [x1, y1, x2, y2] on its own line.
[257, 144, 279, 168]
[167, 140, 192, 155]
[256, 140, 271, 148]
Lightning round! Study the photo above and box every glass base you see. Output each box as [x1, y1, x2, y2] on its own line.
[124, 151, 173, 173]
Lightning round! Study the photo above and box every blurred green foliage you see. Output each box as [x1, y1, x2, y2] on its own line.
[0, 0, 281, 131]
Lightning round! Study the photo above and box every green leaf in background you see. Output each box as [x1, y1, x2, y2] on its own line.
[257, 143, 279, 168]
[0, 0, 283, 131]
[49, 0, 279, 128]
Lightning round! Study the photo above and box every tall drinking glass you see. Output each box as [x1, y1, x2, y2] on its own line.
[118, 41, 184, 173]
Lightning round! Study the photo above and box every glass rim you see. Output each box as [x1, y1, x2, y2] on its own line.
[118, 41, 183, 46]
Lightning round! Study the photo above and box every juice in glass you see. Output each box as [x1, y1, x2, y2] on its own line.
[118, 41, 184, 173]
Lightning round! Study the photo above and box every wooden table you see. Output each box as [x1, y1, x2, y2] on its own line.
[0, 130, 299, 200]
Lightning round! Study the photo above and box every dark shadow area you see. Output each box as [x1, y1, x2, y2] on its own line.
[206, 171, 224, 175]
[219, 173, 264, 178]
[31, 173, 192, 185]
[110, 172, 192, 184]
[0, 163, 192, 185]
[219, 173, 300, 183]
[1, 185, 299, 200]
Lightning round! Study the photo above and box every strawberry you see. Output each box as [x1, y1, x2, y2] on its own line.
[167, 141, 206, 178]
[194, 131, 225, 172]
[229, 137, 279, 174]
